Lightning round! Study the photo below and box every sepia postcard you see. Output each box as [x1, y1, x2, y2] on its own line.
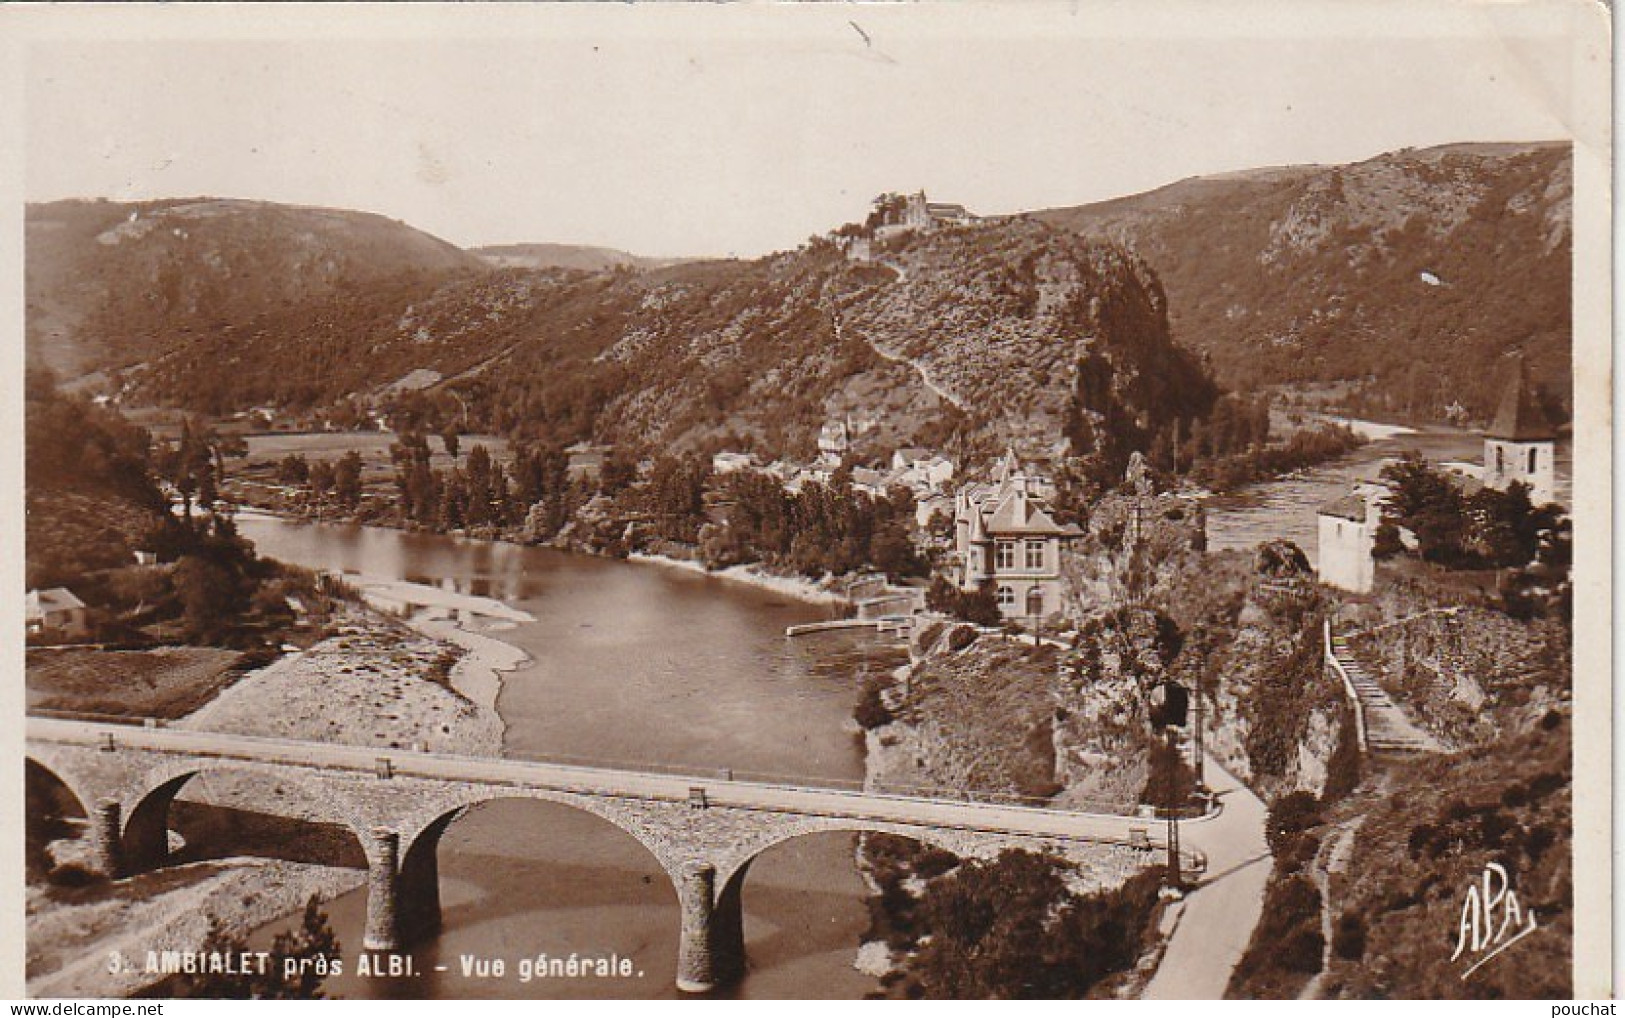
[1, 0, 1611, 1001]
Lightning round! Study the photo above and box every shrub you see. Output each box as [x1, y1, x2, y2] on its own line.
[1266, 791, 1324, 857]
[854, 677, 894, 730]
[48, 862, 101, 888]
[1333, 913, 1368, 961]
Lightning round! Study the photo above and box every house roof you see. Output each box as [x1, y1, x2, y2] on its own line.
[1487, 358, 1558, 441]
[1318, 493, 1370, 523]
[26, 587, 85, 618]
[984, 489, 1074, 536]
[991, 448, 1023, 485]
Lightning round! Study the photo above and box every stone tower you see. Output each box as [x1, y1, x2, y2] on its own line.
[1482, 357, 1557, 505]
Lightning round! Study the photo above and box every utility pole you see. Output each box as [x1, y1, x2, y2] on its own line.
[1163, 725, 1183, 888]
[1193, 670, 1207, 792]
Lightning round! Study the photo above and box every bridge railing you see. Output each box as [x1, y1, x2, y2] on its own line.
[26, 710, 1211, 821]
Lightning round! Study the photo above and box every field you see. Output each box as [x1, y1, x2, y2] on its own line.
[243, 430, 510, 466]
[26, 646, 245, 719]
[236, 430, 513, 488]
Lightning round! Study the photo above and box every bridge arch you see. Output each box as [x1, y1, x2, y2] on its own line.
[121, 759, 371, 874]
[393, 790, 681, 950]
[711, 821, 978, 989]
[712, 818, 994, 894]
[24, 755, 96, 822]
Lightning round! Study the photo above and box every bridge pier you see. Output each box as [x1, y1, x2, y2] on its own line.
[90, 800, 125, 879]
[675, 861, 743, 993]
[363, 827, 402, 952]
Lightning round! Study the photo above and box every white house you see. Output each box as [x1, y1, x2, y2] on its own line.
[1316, 484, 1385, 594]
[711, 452, 755, 475]
[817, 420, 850, 466]
[891, 448, 955, 490]
[27, 587, 89, 640]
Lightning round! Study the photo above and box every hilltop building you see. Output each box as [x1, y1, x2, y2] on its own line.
[1316, 484, 1386, 594]
[902, 192, 976, 229]
[954, 453, 1082, 623]
[1482, 358, 1558, 505]
[873, 191, 978, 241]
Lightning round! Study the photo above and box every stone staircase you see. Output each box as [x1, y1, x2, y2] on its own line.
[1329, 633, 1445, 755]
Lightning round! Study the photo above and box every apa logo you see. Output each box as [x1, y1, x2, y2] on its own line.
[1451, 861, 1539, 980]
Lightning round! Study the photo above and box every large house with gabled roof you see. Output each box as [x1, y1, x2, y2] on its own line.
[953, 452, 1082, 623]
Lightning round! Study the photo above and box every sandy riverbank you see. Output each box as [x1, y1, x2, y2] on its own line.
[27, 601, 527, 998]
[1309, 414, 1418, 443]
[627, 551, 849, 606]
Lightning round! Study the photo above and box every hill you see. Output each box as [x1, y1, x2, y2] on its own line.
[25, 198, 487, 383]
[470, 242, 689, 273]
[1032, 141, 1572, 422]
[116, 218, 1213, 467]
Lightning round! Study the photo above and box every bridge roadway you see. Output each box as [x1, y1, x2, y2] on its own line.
[27, 716, 1179, 846]
[27, 715, 1208, 993]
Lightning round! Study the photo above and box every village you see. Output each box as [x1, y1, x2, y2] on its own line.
[30, 353, 1568, 655]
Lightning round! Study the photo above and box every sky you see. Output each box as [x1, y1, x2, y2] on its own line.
[20, 3, 1591, 259]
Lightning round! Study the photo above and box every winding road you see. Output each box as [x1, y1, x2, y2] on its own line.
[1143, 755, 1272, 1000]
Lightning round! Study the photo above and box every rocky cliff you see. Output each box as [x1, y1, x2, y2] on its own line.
[1035, 141, 1572, 422]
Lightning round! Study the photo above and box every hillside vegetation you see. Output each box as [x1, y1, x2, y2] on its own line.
[43, 214, 1212, 467]
[26, 198, 484, 381]
[1034, 141, 1571, 422]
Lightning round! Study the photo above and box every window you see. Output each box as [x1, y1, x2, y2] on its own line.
[995, 541, 1015, 571]
[1025, 540, 1045, 570]
[1495, 445, 1505, 473]
[996, 585, 1015, 607]
[1528, 447, 1538, 472]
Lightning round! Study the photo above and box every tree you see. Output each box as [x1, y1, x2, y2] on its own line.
[902, 851, 1162, 998]
[169, 896, 340, 999]
[172, 555, 243, 642]
[1379, 451, 1468, 564]
[308, 459, 335, 499]
[332, 451, 364, 511]
[955, 580, 1004, 628]
[440, 426, 460, 461]
[276, 454, 310, 487]
[1141, 736, 1195, 812]
[865, 192, 909, 231]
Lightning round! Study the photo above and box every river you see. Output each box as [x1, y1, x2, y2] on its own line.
[1201, 424, 1572, 565]
[234, 519, 904, 999]
[232, 423, 1569, 998]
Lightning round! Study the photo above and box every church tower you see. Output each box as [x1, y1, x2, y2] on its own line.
[1482, 357, 1557, 505]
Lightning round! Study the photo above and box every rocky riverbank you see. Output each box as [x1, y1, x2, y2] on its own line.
[850, 619, 1167, 997]
[27, 602, 519, 998]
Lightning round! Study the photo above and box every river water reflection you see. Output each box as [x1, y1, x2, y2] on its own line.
[236, 519, 902, 999]
[233, 425, 1568, 997]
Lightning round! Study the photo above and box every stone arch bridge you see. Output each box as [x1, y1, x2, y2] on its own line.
[27, 717, 1199, 993]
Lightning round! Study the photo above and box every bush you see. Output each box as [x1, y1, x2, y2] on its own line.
[854, 677, 894, 730]
[48, 862, 101, 887]
[898, 852, 1164, 998]
[1333, 913, 1368, 961]
[1266, 791, 1324, 858]
[1228, 873, 1325, 995]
